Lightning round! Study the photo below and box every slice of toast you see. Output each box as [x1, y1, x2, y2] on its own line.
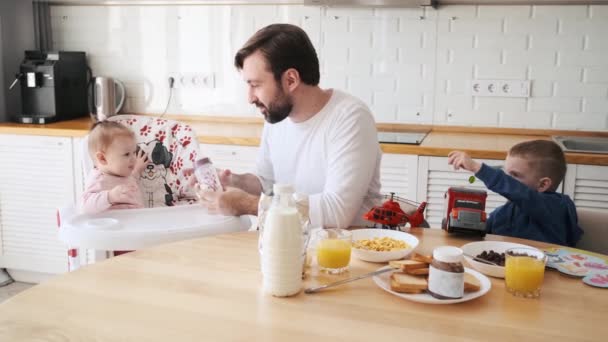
[410, 253, 433, 264]
[464, 272, 481, 292]
[390, 272, 427, 294]
[389, 259, 427, 272]
[406, 267, 429, 276]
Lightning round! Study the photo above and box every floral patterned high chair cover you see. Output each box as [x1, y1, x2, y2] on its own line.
[108, 115, 200, 207]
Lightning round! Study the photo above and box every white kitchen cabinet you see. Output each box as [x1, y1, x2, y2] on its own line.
[0, 134, 75, 280]
[563, 164, 608, 210]
[199, 143, 259, 174]
[417, 156, 508, 228]
[379, 153, 418, 202]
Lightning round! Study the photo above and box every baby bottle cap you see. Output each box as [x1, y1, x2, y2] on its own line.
[433, 246, 463, 263]
[273, 184, 294, 195]
[194, 157, 211, 168]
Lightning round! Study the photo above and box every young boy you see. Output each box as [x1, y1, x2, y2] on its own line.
[448, 140, 583, 247]
[81, 121, 148, 214]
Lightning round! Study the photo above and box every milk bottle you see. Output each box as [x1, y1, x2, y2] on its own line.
[261, 184, 303, 297]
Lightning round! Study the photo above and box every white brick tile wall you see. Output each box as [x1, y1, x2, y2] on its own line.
[475, 33, 527, 50]
[533, 5, 589, 20]
[553, 113, 608, 130]
[590, 5, 608, 19]
[50, 4, 608, 131]
[531, 81, 554, 97]
[584, 67, 608, 83]
[448, 19, 503, 35]
[583, 98, 608, 113]
[448, 110, 499, 126]
[529, 98, 581, 112]
[370, 104, 397, 122]
[560, 51, 608, 66]
[437, 33, 474, 49]
[499, 111, 553, 128]
[477, 5, 531, 19]
[555, 82, 608, 97]
[504, 18, 558, 35]
[529, 35, 584, 50]
[373, 8, 425, 19]
[475, 64, 527, 80]
[351, 17, 398, 34]
[560, 19, 608, 35]
[506, 49, 559, 67]
[475, 98, 527, 113]
[530, 66, 582, 81]
[436, 5, 477, 19]
[586, 34, 608, 51]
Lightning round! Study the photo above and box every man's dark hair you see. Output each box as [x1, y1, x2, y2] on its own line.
[234, 23, 320, 86]
[509, 140, 567, 192]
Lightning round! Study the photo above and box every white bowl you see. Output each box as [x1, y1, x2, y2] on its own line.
[460, 240, 540, 278]
[351, 229, 419, 263]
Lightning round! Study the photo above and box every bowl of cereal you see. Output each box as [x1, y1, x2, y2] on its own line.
[351, 229, 419, 263]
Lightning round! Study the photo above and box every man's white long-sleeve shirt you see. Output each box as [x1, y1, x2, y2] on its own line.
[256, 89, 382, 228]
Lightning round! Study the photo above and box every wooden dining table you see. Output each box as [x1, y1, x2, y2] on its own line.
[0, 228, 605, 341]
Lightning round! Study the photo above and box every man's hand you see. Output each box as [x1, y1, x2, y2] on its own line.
[133, 149, 149, 175]
[109, 184, 139, 205]
[197, 187, 257, 216]
[447, 151, 482, 173]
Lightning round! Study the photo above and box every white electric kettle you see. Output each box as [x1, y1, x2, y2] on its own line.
[88, 76, 126, 122]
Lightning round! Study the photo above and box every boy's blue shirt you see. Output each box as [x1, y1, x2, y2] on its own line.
[475, 163, 583, 247]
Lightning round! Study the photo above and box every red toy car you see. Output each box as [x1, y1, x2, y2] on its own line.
[442, 187, 487, 236]
[363, 193, 428, 230]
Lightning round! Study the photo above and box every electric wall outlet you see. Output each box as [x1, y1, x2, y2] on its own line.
[167, 72, 215, 89]
[471, 79, 530, 98]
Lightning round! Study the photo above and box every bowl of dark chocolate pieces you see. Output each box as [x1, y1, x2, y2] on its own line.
[461, 241, 540, 278]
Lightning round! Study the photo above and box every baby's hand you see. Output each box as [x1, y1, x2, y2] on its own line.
[109, 184, 139, 205]
[133, 148, 148, 175]
[448, 151, 481, 173]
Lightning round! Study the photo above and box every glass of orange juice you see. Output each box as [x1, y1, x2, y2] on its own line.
[505, 247, 547, 298]
[315, 229, 352, 275]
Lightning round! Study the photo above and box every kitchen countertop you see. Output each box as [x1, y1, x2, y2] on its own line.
[1, 115, 608, 165]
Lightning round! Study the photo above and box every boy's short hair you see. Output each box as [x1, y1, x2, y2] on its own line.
[88, 121, 134, 157]
[508, 140, 566, 192]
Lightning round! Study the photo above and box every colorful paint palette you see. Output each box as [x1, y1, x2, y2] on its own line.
[546, 248, 608, 278]
[583, 271, 608, 289]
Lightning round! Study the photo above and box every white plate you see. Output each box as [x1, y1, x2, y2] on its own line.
[351, 229, 419, 263]
[373, 266, 491, 304]
[461, 241, 539, 278]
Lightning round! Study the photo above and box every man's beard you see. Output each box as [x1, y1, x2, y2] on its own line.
[255, 88, 293, 124]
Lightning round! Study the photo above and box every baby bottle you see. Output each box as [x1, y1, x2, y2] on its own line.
[193, 157, 222, 192]
[261, 184, 303, 297]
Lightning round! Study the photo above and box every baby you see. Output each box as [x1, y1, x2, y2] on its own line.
[81, 121, 148, 214]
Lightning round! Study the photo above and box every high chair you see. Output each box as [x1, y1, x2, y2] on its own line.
[57, 115, 249, 270]
[576, 208, 608, 255]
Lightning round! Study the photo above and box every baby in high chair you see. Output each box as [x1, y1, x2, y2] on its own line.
[81, 121, 148, 214]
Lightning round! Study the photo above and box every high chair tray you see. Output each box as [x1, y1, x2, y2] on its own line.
[58, 205, 248, 250]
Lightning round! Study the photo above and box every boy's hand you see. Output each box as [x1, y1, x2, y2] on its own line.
[133, 149, 148, 175]
[217, 169, 232, 190]
[448, 151, 482, 173]
[109, 184, 139, 205]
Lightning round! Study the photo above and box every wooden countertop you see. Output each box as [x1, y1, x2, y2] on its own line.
[1, 115, 608, 165]
[0, 229, 605, 341]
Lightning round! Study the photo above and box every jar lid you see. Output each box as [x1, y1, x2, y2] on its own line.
[433, 246, 463, 263]
[194, 157, 211, 168]
[273, 183, 294, 195]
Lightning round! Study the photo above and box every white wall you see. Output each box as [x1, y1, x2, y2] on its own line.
[51, 4, 608, 130]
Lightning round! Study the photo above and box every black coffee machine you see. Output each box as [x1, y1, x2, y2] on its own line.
[10, 51, 89, 124]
